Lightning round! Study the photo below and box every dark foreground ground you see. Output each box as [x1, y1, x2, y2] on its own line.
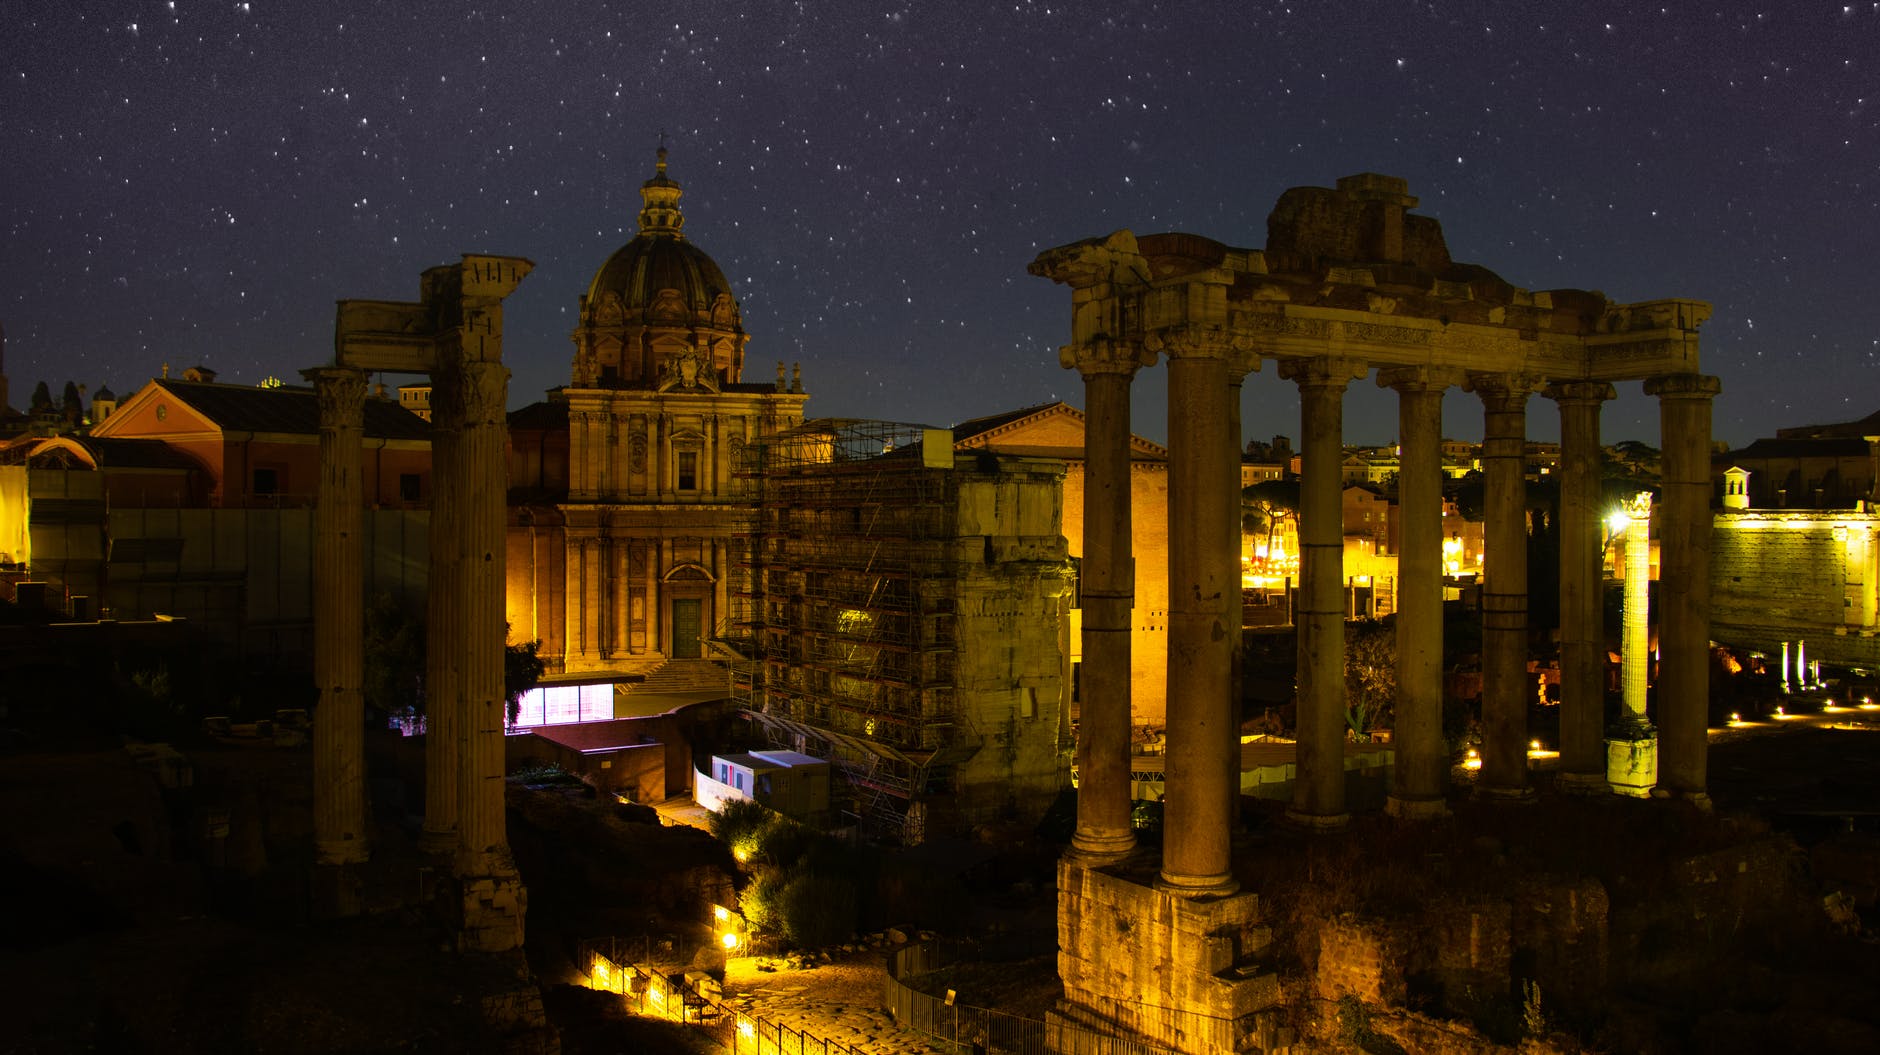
[3, 717, 1877, 1054]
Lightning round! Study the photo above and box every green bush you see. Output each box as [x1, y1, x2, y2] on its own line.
[775, 871, 858, 948]
[709, 798, 771, 849]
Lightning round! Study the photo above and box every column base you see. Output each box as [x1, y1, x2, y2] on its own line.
[1067, 827, 1138, 866]
[1472, 783, 1538, 805]
[1285, 805, 1353, 832]
[1155, 869, 1241, 899]
[1384, 794, 1449, 821]
[1555, 770, 1612, 797]
[453, 871, 529, 953]
[1607, 733, 1658, 798]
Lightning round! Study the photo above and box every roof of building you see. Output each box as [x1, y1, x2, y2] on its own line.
[1723, 435, 1872, 461]
[1773, 408, 1880, 441]
[70, 436, 203, 470]
[950, 400, 1168, 461]
[141, 380, 431, 439]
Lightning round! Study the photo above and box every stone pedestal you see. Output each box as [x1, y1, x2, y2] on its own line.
[454, 872, 529, 954]
[1057, 859, 1286, 1055]
[1607, 722, 1658, 798]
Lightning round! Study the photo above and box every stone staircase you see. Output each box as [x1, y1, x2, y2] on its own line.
[632, 658, 732, 696]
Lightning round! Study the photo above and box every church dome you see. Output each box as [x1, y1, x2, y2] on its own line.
[571, 148, 748, 389]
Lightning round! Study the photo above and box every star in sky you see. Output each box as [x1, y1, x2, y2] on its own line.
[3, 1, 1876, 445]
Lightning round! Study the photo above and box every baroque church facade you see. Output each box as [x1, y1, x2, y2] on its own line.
[505, 151, 808, 675]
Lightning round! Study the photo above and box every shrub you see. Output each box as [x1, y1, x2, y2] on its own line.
[775, 871, 858, 948]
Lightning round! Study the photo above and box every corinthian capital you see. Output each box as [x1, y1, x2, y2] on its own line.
[1144, 325, 1260, 377]
[1465, 371, 1546, 408]
[302, 367, 367, 427]
[1542, 380, 1617, 406]
[1060, 337, 1155, 378]
[1277, 355, 1367, 389]
[1378, 365, 1464, 394]
[458, 361, 510, 425]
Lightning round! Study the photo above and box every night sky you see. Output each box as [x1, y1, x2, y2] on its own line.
[5, 2, 1876, 447]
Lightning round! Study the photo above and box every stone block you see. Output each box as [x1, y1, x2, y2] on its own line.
[1058, 860, 1278, 1055]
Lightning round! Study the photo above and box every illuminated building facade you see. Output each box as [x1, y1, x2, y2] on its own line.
[504, 150, 808, 676]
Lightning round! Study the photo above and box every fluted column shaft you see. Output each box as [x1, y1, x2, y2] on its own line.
[1549, 382, 1616, 793]
[309, 367, 369, 866]
[422, 375, 464, 851]
[1620, 493, 1653, 728]
[1473, 377, 1536, 800]
[1649, 374, 1721, 802]
[1159, 333, 1238, 894]
[456, 360, 515, 876]
[1067, 341, 1145, 863]
[1382, 369, 1452, 818]
[1286, 358, 1362, 829]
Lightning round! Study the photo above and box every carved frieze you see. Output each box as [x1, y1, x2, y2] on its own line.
[1060, 337, 1155, 376]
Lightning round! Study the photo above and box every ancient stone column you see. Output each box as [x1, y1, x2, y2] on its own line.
[1470, 374, 1538, 801]
[308, 366, 370, 869]
[1157, 326, 1240, 894]
[421, 374, 464, 853]
[1065, 337, 1149, 863]
[1648, 373, 1722, 805]
[1609, 490, 1656, 797]
[1548, 381, 1616, 795]
[456, 359, 517, 878]
[1282, 356, 1366, 830]
[1382, 368, 1456, 819]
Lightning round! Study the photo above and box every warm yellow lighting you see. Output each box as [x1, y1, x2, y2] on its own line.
[649, 983, 666, 1006]
[1607, 510, 1630, 534]
[592, 958, 613, 991]
[721, 930, 741, 950]
[1529, 739, 1541, 752]
[733, 847, 750, 863]
[738, 1017, 756, 1040]
[1463, 747, 1482, 771]
[1775, 705, 1787, 717]
[714, 905, 730, 922]
[1729, 712, 1742, 725]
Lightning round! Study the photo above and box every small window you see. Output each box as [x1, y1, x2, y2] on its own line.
[399, 473, 422, 502]
[734, 772, 744, 791]
[252, 468, 278, 496]
[678, 450, 699, 490]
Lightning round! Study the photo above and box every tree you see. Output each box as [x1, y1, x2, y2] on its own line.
[1242, 479, 1300, 556]
[28, 381, 52, 413]
[363, 593, 425, 719]
[1345, 619, 1396, 740]
[504, 631, 545, 727]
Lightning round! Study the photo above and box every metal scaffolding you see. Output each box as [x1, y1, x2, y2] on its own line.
[730, 419, 976, 840]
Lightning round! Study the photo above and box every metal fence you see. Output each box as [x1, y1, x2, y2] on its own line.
[579, 938, 891, 1055]
[882, 939, 1196, 1055]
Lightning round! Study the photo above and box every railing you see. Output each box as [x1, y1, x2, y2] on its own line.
[579, 937, 919, 1055]
[883, 939, 1188, 1055]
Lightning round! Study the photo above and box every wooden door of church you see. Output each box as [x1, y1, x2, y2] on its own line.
[671, 598, 702, 659]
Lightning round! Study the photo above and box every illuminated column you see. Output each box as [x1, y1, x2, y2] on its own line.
[1796, 640, 1807, 690]
[1382, 367, 1456, 819]
[1156, 325, 1240, 894]
[1649, 373, 1721, 805]
[456, 359, 518, 879]
[1470, 374, 1538, 801]
[308, 366, 370, 870]
[1065, 337, 1150, 863]
[1780, 641, 1791, 693]
[421, 375, 463, 852]
[1283, 356, 1366, 830]
[1549, 382, 1616, 795]
[1608, 491, 1656, 797]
